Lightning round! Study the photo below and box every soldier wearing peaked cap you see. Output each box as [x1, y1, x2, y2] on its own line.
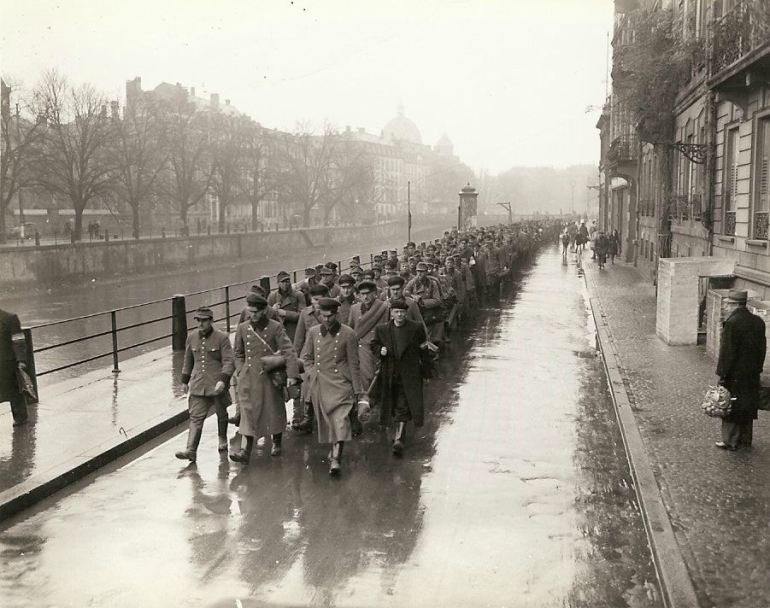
[320, 266, 341, 298]
[268, 271, 305, 342]
[336, 274, 357, 326]
[292, 283, 330, 432]
[176, 306, 234, 463]
[301, 297, 366, 476]
[230, 293, 299, 464]
[295, 267, 319, 307]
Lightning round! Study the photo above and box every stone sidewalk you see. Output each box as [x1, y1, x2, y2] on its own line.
[583, 254, 770, 608]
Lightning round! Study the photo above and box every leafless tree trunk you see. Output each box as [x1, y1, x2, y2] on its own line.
[30, 70, 115, 241]
[240, 122, 276, 231]
[0, 78, 44, 243]
[158, 98, 213, 230]
[111, 98, 167, 239]
[210, 114, 249, 232]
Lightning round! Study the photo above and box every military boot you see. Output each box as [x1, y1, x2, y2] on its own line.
[175, 424, 203, 463]
[329, 441, 344, 477]
[392, 422, 406, 457]
[271, 433, 282, 457]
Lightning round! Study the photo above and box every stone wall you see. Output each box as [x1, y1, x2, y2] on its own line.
[0, 222, 398, 288]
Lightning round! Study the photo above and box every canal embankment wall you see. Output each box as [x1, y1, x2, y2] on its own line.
[0, 221, 400, 288]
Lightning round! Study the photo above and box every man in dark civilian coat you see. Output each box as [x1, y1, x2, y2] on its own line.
[371, 299, 428, 456]
[0, 308, 28, 426]
[716, 289, 767, 450]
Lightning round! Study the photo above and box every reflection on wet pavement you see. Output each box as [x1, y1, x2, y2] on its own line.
[0, 247, 662, 607]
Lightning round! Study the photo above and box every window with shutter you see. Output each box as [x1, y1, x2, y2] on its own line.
[752, 119, 770, 239]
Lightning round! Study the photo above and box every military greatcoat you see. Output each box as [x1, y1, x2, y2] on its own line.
[234, 318, 299, 438]
[301, 323, 364, 444]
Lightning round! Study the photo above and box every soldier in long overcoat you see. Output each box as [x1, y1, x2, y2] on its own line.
[230, 294, 299, 464]
[349, 280, 390, 408]
[292, 283, 330, 432]
[0, 308, 28, 426]
[715, 289, 767, 450]
[176, 306, 234, 462]
[371, 299, 427, 457]
[301, 298, 365, 476]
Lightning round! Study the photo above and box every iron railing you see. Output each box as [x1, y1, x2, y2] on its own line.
[711, 0, 770, 76]
[25, 252, 379, 381]
[753, 211, 769, 239]
[724, 210, 737, 236]
[607, 134, 639, 165]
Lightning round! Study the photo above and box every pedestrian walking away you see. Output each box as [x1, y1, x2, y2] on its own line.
[176, 306, 234, 463]
[715, 289, 766, 450]
[230, 294, 300, 464]
[372, 298, 428, 457]
[300, 297, 366, 476]
[0, 308, 30, 426]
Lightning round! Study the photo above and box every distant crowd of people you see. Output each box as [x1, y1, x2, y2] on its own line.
[560, 219, 620, 269]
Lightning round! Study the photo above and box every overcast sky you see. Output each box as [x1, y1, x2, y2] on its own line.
[1, 0, 613, 174]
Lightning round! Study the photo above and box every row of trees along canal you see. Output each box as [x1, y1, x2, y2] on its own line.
[0, 69, 405, 244]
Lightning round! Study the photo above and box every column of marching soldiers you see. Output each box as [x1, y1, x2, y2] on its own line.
[176, 220, 558, 476]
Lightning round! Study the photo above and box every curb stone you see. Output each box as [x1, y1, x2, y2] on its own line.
[585, 272, 700, 608]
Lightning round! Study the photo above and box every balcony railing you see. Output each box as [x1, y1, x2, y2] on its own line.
[724, 210, 737, 236]
[711, 1, 770, 76]
[607, 134, 639, 165]
[691, 193, 703, 221]
[753, 211, 769, 239]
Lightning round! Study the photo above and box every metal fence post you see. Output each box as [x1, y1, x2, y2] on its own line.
[172, 294, 188, 351]
[110, 310, 120, 374]
[22, 328, 38, 404]
[225, 285, 231, 333]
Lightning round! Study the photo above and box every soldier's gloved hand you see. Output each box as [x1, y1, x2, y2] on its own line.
[182, 383, 189, 394]
[380, 346, 388, 356]
[214, 380, 225, 394]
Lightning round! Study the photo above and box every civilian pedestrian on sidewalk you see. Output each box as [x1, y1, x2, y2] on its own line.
[595, 231, 609, 269]
[608, 230, 619, 264]
[176, 306, 234, 463]
[0, 308, 29, 426]
[715, 289, 766, 450]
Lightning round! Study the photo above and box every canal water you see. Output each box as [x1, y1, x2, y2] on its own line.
[0, 246, 662, 607]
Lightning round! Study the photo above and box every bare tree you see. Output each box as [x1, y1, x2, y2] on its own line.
[209, 113, 249, 232]
[111, 98, 167, 238]
[0, 78, 45, 243]
[275, 124, 338, 228]
[240, 121, 277, 231]
[325, 139, 377, 225]
[158, 97, 213, 230]
[30, 70, 115, 241]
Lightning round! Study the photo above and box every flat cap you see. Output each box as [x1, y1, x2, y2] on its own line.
[318, 297, 340, 311]
[387, 275, 405, 287]
[320, 266, 334, 275]
[324, 261, 338, 270]
[357, 280, 377, 292]
[309, 284, 330, 296]
[193, 305, 214, 320]
[245, 294, 268, 308]
[389, 298, 409, 310]
[351, 266, 364, 274]
[338, 274, 355, 286]
[304, 267, 316, 276]
[276, 270, 291, 281]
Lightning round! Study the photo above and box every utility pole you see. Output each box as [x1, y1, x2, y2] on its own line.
[15, 103, 25, 239]
[407, 180, 412, 243]
[497, 201, 512, 224]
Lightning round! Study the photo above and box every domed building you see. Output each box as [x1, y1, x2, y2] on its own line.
[434, 133, 454, 157]
[382, 104, 422, 145]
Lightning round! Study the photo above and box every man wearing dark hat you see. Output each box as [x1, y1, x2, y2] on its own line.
[349, 280, 390, 412]
[230, 293, 299, 463]
[382, 275, 425, 326]
[293, 283, 330, 432]
[405, 262, 444, 342]
[238, 284, 278, 324]
[268, 271, 305, 342]
[715, 289, 766, 450]
[0, 307, 29, 426]
[350, 266, 364, 286]
[336, 274, 357, 326]
[301, 297, 365, 475]
[320, 265, 341, 298]
[372, 299, 428, 456]
[176, 306, 234, 462]
[295, 267, 319, 307]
